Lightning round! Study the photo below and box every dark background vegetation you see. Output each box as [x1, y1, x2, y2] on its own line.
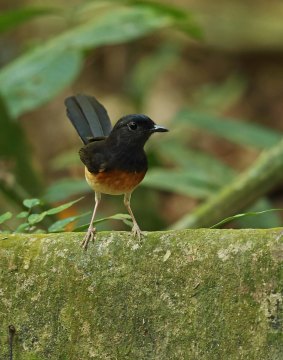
[1, 0, 283, 233]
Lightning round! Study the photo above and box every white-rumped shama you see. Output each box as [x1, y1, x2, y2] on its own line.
[65, 94, 168, 250]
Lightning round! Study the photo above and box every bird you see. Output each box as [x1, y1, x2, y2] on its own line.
[65, 94, 168, 250]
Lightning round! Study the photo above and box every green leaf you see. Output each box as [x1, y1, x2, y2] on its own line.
[16, 211, 29, 219]
[73, 214, 132, 232]
[0, 47, 82, 118]
[0, 212, 12, 225]
[175, 109, 282, 149]
[44, 179, 90, 203]
[45, 197, 83, 215]
[0, 7, 59, 33]
[142, 169, 218, 198]
[105, 213, 133, 227]
[210, 208, 283, 229]
[23, 198, 41, 209]
[0, 4, 200, 117]
[236, 198, 281, 228]
[14, 222, 30, 233]
[48, 217, 78, 233]
[33, 229, 47, 234]
[48, 212, 90, 232]
[65, 6, 172, 49]
[28, 212, 47, 225]
[22, 198, 83, 227]
[127, 0, 202, 39]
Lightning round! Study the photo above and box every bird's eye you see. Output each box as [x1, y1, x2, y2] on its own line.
[128, 121, 137, 131]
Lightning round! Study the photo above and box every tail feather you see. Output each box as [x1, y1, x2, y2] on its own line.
[83, 95, 112, 136]
[64, 94, 112, 144]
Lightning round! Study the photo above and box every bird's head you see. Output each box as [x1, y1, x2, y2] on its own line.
[108, 114, 168, 147]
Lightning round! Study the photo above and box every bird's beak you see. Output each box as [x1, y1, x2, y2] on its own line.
[151, 124, 169, 133]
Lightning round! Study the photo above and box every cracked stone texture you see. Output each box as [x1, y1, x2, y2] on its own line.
[0, 229, 283, 359]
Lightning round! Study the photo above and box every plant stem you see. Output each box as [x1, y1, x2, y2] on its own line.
[171, 138, 283, 229]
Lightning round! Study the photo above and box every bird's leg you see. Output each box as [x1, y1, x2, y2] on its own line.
[124, 192, 142, 240]
[81, 192, 101, 250]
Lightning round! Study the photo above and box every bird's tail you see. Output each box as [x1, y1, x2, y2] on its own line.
[64, 94, 112, 144]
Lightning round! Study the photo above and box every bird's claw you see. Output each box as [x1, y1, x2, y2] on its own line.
[132, 223, 143, 241]
[81, 227, 96, 250]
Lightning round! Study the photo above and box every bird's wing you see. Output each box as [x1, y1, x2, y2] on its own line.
[79, 140, 108, 173]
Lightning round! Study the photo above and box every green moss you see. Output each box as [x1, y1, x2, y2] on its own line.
[0, 229, 283, 359]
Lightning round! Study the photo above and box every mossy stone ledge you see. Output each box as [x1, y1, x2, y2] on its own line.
[0, 229, 283, 359]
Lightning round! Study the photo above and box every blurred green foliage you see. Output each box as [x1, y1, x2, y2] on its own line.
[0, 7, 58, 33]
[0, 0, 282, 232]
[0, 197, 132, 234]
[0, 1, 201, 118]
[0, 97, 42, 204]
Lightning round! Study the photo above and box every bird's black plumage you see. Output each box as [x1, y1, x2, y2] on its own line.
[64, 93, 168, 250]
[65, 96, 166, 174]
[79, 116, 151, 174]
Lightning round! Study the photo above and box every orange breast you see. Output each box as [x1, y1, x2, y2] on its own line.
[85, 167, 146, 195]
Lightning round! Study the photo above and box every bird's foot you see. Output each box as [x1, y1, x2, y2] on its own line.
[81, 227, 96, 250]
[132, 223, 143, 241]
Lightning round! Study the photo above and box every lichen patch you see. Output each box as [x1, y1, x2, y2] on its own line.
[217, 241, 254, 261]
